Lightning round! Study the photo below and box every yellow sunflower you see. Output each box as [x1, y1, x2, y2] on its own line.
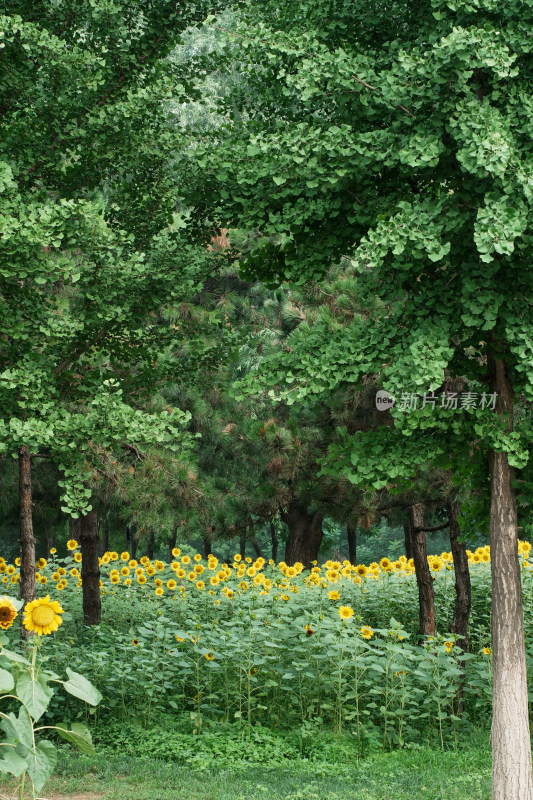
[328, 590, 340, 601]
[74, 552, 82, 563]
[360, 625, 374, 639]
[0, 596, 17, 630]
[66, 539, 78, 551]
[338, 606, 354, 620]
[23, 595, 64, 635]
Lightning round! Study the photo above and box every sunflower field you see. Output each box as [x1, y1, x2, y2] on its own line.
[3, 539, 533, 759]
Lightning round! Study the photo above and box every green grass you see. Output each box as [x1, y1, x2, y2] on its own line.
[1, 742, 491, 800]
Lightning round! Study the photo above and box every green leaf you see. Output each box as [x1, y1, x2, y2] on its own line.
[26, 739, 57, 793]
[0, 748, 28, 777]
[62, 669, 102, 706]
[55, 723, 95, 755]
[0, 667, 14, 693]
[16, 672, 53, 721]
[0, 648, 30, 665]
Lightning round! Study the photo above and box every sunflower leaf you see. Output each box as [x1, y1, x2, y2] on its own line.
[26, 739, 57, 793]
[62, 669, 102, 706]
[16, 672, 53, 721]
[55, 722, 95, 755]
[0, 666, 14, 693]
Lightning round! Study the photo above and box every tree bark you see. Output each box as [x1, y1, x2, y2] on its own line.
[168, 524, 178, 562]
[202, 532, 212, 560]
[448, 500, 471, 652]
[270, 521, 278, 563]
[249, 528, 264, 559]
[347, 525, 357, 565]
[45, 532, 55, 560]
[403, 515, 413, 560]
[281, 502, 323, 569]
[146, 531, 154, 560]
[488, 349, 533, 800]
[73, 509, 101, 626]
[19, 445, 36, 609]
[126, 525, 137, 559]
[99, 515, 109, 555]
[239, 530, 246, 559]
[409, 504, 436, 637]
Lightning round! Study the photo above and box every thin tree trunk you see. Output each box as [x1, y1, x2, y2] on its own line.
[403, 515, 413, 560]
[99, 515, 109, 556]
[488, 349, 533, 800]
[239, 530, 246, 559]
[127, 525, 137, 559]
[249, 527, 264, 559]
[73, 508, 101, 626]
[347, 525, 357, 565]
[409, 504, 436, 637]
[19, 446, 36, 611]
[45, 532, 55, 560]
[202, 532, 212, 560]
[281, 502, 323, 569]
[270, 521, 278, 563]
[448, 500, 471, 652]
[146, 532, 154, 560]
[168, 524, 178, 562]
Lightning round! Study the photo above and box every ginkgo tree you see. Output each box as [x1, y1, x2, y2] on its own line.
[187, 0, 533, 797]
[0, 0, 226, 619]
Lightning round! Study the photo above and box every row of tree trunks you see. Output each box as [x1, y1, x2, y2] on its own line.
[281, 502, 323, 569]
[347, 525, 357, 565]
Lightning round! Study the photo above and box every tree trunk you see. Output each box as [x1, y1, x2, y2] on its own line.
[127, 525, 137, 559]
[168, 524, 178, 562]
[281, 502, 323, 569]
[250, 529, 264, 559]
[347, 525, 357, 565]
[19, 445, 36, 610]
[73, 509, 101, 626]
[403, 515, 413, 560]
[99, 515, 109, 556]
[202, 532, 212, 560]
[45, 532, 55, 560]
[146, 532, 154, 560]
[448, 500, 471, 652]
[239, 530, 246, 559]
[270, 521, 278, 563]
[488, 350, 533, 800]
[409, 504, 436, 637]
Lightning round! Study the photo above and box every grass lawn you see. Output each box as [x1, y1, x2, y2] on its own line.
[1, 743, 491, 800]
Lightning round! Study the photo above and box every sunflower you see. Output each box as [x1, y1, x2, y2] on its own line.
[194, 564, 204, 575]
[176, 568, 186, 579]
[172, 547, 181, 558]
[124, 578, 132, 587]
[37, 558, 47, 569]
[338, 606, 354, 620]
[129, 559, 138, 569]
[166, 579, 177, 590]
[66, 539, 78, 551]
[483, 647, 491, 655]
[194, 554, 202, 562]
[328, 590, 340, 601]
[195, 580, 205, 591]
[49, 547, 57, 554]
[23, 596, 64, 635]
[146, 566, 156, 576]
[121, 566, 130, 577]
[380, 557, 391, 571]
[360, 625, 374, 639]
[120, 552, 130, 561]
[444, 640, 454, 653]
[70, 568, 79, 577]
[234, 554, 242, 562]
[355, 564, 368, 577]
[155, 587, 164, 596]
[132, 639, 140, 646]
[110, 575, 120, 585]
[155, 560, 165, 571]
[137, 574, 147, 585]
[74, 552, 82, 563]
[0, 596, 17, 630]
[181, 555, 191, 565]
[109, 552, 119, 561]
[205, 652, 215, 660]
[154, 578, 163, 588]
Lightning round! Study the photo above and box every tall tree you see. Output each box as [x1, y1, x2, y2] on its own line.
[190, 2, 533, 795]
